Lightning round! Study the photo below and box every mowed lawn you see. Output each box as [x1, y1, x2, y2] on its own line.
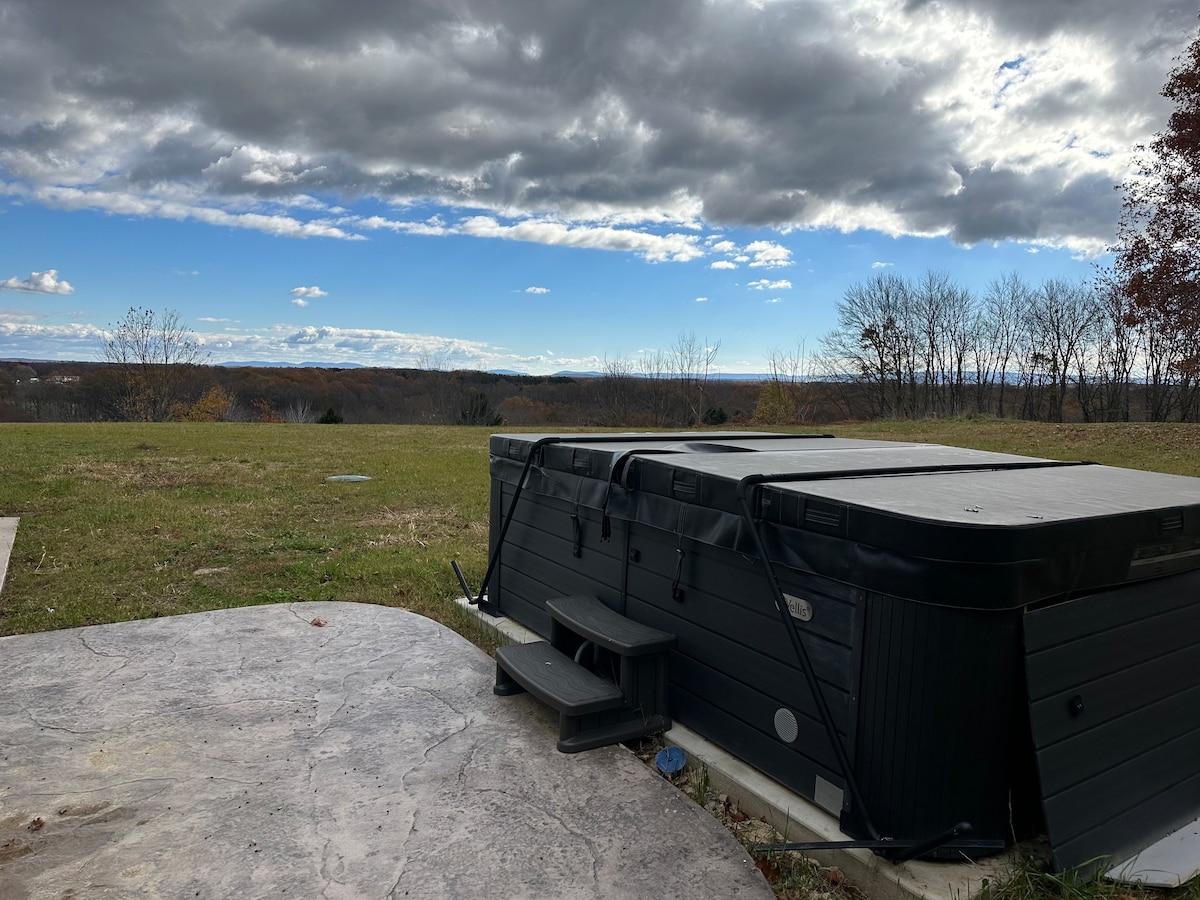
[0, 424, 495, 639]
[1, 420, 1199, 641]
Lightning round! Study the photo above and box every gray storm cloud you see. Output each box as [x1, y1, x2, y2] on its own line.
[0, 0, 1194, 254]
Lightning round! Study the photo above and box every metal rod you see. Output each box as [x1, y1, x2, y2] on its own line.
[474, 436, 563, 604]
[752, 822, 998, 859]
[891, 821, 974, 863]
[735, 487, 880, 841]
[450, 559, 473, 601]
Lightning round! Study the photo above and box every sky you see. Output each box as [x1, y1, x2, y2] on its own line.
[0, 0, 1196, 375]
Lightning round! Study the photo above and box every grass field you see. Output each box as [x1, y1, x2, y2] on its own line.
[0, 423, 495, 639]
[2, 420, 1199, 900]
[3, 419, 1198, 640]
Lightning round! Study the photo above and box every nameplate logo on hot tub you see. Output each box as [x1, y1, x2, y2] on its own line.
[784, 594, 813, 622]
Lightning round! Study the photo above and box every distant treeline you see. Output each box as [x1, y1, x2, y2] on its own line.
[0, 357, 1192, 426]
[3, 270, 1198, 425]
[0, 362, 760, 426]
[817, 271, 1200, 423]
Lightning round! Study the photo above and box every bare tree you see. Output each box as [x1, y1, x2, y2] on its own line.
[912, 270, 948, 416]
[637, 349, 672, 426]
[942, 283, 977, 417]
[669, 331, 721, 426]
[820, 273, 916, 418]
[281, 398, 317, 424]
[1131, 302, 1200, 421]
[906, 270, 977, 416]
[1019, 279, 1101, 422]
[1075, 277, 1136, 422]
[981, 273, 1033, 418]
[756, 341, 815, 424]
[100, 307, 208, 421]
[415, 348, 449, 371]
[597, 354, 637, 425]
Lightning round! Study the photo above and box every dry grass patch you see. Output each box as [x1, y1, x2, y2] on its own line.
[56, 458, 198, 489]
[359, 505, 486, 549]
[55, 457, 285, 490]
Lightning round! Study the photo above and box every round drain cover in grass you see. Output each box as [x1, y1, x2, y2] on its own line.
[325, 475, 372, 482]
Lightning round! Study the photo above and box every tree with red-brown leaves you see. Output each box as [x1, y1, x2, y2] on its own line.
[1113, 23, 1200, 391]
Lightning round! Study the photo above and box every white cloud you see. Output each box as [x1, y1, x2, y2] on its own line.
[766, 298, 782, 304]
[203, 145, 323, 189]
[187, 321, 602, 372]
[290, 286, 328, 299]
[351, 211, 706, 262]
[352, 215, 457, 237]
[694, 296, 709, 303]
[745, 241, 793, 269]
[459, 216, 703, 263]
[291, 298, 309, 308]
[871, 261, 894, 269]
[22, 185, 364, 241]
[0, 269, 74, 295]
[747, 278, 792, 290]
[525, 286, 550, 294]
[0, 321, 106, 359]
[712, 240, 796, 272]
[285, 325, 332, 344]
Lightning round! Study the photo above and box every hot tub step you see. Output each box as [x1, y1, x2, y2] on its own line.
[494, 596, 675, 753]
[546, 595, 675, 655]
[495, 640, 666, 752]
[494, 641, 624, 716]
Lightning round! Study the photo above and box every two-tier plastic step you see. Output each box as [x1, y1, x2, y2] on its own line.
[494, 594, 675, 752]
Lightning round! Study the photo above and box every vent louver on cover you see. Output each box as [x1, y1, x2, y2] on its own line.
[1159, 510, 1184, 533]
[804, 502, 843, 532]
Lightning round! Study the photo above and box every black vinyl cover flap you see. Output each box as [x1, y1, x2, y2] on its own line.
[489, 432, 1200, 609]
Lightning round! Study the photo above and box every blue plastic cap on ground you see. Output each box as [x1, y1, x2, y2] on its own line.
[655, 746, 686, 776]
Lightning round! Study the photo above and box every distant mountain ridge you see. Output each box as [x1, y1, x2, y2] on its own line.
[218, 360, 366, 369]
[4, 357, 770, 380]
[553, 370, 768, 381]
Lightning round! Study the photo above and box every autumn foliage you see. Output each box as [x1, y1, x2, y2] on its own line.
[175, 385, 238, 422]
[1113, 21, 1200, 378]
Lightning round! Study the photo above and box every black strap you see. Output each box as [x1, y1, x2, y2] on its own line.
[671, 506, 687, 602]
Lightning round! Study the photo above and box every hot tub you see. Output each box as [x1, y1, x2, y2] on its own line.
[482, 432, 1200, 871]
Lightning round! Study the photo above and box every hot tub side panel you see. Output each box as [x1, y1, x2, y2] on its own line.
[621, 523, 861, 818]
[489, 469, 626, 637]
[854, 593, 1029, 851]
[1025, 568, 1200, 873]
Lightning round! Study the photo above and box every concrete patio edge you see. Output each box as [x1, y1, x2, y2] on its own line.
[0, 517, 17, 596]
